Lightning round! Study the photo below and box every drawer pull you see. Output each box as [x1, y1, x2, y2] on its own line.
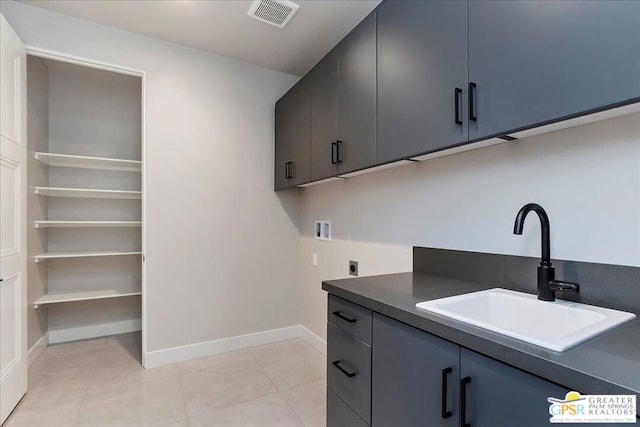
[441, 367, 453, 419]
[469, 82, 477, 122]
[454, 88, 463, 125]
[332, 360, 356, 378]
[336, 140, 344, 163]
[332, 310, 357, 323]
[460, 376, 471, 427]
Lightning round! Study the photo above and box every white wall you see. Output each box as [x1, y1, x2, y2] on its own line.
[1, 2, 301, 356]
[301, 113, 640, 341]
[25, 56, 49, 349]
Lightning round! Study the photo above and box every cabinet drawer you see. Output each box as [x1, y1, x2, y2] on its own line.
[327, 387, 369, 427]
[327, 322, 371, 424]
[328, 294, 372, 344]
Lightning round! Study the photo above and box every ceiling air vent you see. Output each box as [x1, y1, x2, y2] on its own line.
[248, 0, 300, 28]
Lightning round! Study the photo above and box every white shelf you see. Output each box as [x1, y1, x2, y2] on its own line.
[34, 251, 142, 262]
[34, 289, 142, 308]
[35, 152, 141, 172]
[35, 186, 142, 199]
[35, 221, 142, 228]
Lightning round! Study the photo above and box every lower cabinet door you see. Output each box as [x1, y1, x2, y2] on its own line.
[460, 348, 567, 427]
[327, 323, 372, 424]
[327, 387, 369, 427]
[372, 313, 460, 427]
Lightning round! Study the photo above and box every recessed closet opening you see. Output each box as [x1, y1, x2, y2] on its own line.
[26, 54, 144, 360]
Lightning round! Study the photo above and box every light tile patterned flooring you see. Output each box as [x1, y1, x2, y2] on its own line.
[5, 333, 327, 427]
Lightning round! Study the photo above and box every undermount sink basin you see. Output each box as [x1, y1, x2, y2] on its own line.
[416, 288, 636, 352]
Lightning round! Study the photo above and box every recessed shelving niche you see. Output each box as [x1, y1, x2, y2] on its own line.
[27, 55, 143, 344]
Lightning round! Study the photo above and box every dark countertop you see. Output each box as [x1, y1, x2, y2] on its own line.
[322, 272, 640, 416]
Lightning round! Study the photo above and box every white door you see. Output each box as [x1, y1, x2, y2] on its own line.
[0, 13, 27, 425]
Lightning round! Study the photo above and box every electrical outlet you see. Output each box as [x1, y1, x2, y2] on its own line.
[349, 260, 358, 277]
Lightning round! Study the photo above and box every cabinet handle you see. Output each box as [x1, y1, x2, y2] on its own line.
[284, 162, 289, 179]
[441, 367, 453, 419]
[469, 82, 477, 122]
[332, 310, 356, 323]
[332, 360, 356, 378]
[336, 140, 343, 163]
[331, 142, 337, 165]
[454, 88, 463, 125]
[460, 376, 471, 427]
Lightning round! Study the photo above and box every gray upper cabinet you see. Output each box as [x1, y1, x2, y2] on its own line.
[274, 76, 311, 190]
[468, 0, 640, 141]
[310, 49, 339, 181]
[310, 12, 377, 179]
[377, 0, 468, 164]
[372, 313, 459, 427]
[336, 12, 377, 175]
[276, 1, 640, 190]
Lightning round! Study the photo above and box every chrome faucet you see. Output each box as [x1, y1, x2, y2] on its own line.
[513, 203, 580, 301]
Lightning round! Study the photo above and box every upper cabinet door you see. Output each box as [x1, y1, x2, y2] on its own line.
[274, 77, 311, 190]
[310, 48, 339, 181]
[468, 0, 640, 142]
[337, 12, 377, 175]
[377, 0, 468, 164]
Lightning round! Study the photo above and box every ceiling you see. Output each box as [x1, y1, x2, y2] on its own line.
[20, 0, 381, 76]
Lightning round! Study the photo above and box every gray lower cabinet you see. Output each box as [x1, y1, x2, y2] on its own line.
[468, 0, 640, 141]
[372, 313, 460, 427]
[274, 76, 311, 190]
[328, 294, 372, 345]
[465, 351, 633, 426]
[377, 0, 468, 164]
[368, 312, 628, 427]
[368, 312, 592, 427]
[327, 388, 369, 427]
[459, 347, 568, 427]
[327, 297, 372, 426]
[327, 322, 371, 425]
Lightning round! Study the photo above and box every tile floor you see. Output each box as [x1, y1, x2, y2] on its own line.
[5, 333, 327, 427]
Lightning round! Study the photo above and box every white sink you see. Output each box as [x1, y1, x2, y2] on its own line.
[416, 288, 636, 351]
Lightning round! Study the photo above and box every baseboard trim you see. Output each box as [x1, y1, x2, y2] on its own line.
[144, 324, 326, 369]
[27, 332, 49, 366]
[144, 325, 300, 368]
[300, 325, 327, 355]
[48, 319, 141, 344]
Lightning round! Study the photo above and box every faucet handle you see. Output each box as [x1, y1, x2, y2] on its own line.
[548, 280, 580, 293]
